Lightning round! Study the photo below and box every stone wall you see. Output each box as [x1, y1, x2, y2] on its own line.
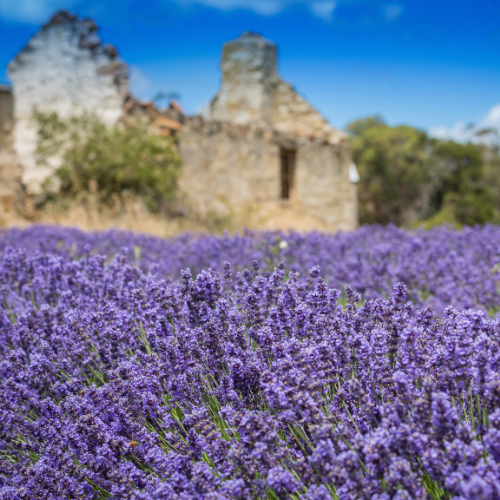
[0, 86, 22, 219]
[179, 118, 278, 214]
[293, 135, 357, 230]
[8, 11, 129, 193]
[179, 117, 357, 231]
[201, 32, 357, 231]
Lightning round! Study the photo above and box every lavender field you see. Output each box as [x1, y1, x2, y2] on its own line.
[1, 225, 500, 499]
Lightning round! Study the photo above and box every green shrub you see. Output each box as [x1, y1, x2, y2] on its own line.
[35, 111, 182, 212]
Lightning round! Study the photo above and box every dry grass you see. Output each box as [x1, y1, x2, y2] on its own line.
[0, 194, 332, 236]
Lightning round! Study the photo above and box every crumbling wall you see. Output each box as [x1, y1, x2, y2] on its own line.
[273, 80, 344, 143]
[204, 32, 357, 230]
[8, 11, 129, 193]
[0, 86, 22, 219]
[179, 117, 279, 215]
[179, 117, 357, 231]
[294, 137, 357, 230]
[209, 32, 347, 144]
[3, 19, 357, 231]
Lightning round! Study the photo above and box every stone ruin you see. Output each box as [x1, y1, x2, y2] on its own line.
[0, 11, 359, 231]
[210, 32, 343, 141]
[0, 84, 22, 217]
[7, 11, 129, 193]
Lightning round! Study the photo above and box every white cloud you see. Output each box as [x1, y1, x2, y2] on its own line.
[383, 3, 402, 21]
[0, 0, 77, 24]
[310, 1, 336, 21]
[129, 66, 154, 96]
[430, 103, 500, 146]
[0, 0, 400, 27]
[173, 0, 340, 20]
[175, 0, 284, 15]
[0, 0, 341, 23]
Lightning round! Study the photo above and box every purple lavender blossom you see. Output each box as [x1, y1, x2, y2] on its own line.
[0, 225, 500, 499]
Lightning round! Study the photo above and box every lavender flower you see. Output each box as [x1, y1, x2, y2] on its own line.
[1, 225, 500, 499]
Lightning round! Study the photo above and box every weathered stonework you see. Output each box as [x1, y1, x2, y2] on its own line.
[210, 33, 278, 125]
[209, 32, 346, 144]
[1, 14, 358, 232]
[187, 32, 357, 230]
[179, 117, 357, 231]
[0, 85, 22, 219]
[7, 11, 128, 193]
[272, 80, 343, 143]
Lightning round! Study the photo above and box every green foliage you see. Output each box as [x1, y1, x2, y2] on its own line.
[348, 115, 499, 227]
[346, 115, 385, 136]
[427, 140, 494, 226]
[34, 111, 182, 212]
[349, 117, 430, 225]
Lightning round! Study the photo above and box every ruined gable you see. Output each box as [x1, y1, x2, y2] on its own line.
[272, 80, 343, 143]
[8, 11, 129, 193]
[178, 32, 357, 231]
[209, 32, 346, 144]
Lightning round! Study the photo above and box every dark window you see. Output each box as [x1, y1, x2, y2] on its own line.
[280, 148, 296, 200]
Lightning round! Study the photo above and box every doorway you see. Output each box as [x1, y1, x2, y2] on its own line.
[280, 148, 296, 200]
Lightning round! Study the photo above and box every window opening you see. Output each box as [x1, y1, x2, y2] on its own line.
[280, 148, 296, 200]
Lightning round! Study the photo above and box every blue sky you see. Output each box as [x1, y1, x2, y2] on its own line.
[0, 0, 499, 139]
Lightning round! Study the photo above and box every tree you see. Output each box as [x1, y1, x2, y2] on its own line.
[348, 117, 430, 226]
[427, 139, 493, 226]
[348, 116, 498, 227]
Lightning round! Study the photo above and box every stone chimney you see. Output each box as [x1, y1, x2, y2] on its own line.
[209, 32, 279, 125]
